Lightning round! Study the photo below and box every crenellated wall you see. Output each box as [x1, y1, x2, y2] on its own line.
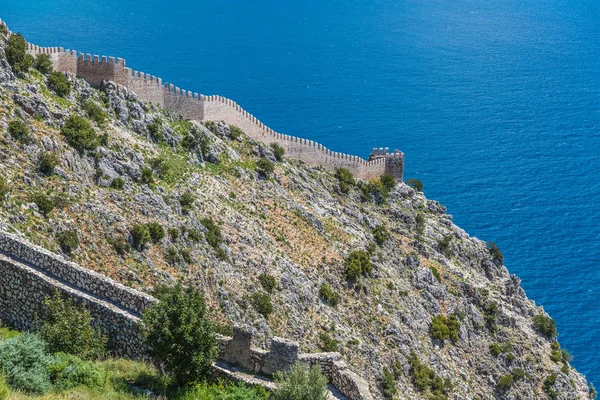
[0, 17, 404, 182]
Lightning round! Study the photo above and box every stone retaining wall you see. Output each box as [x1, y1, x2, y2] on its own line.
[0, 18, 404, 182]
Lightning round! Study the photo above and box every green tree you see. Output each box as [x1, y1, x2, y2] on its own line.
[38, 151, 59, 175]
[5, 34, 33, 74]
[0, 177, 10, 201]
[140, 167, 154, 184]
[110, 177, 125, 189]
[270, 143, 285, 162]
[40, 292, 107, 360]
[259, 273, 277, 293]
[382, 368, 397, 399]
[257, 158, 275, 177]
[252, 293, 273, 317]
[273, 361, 328, 400]
[496, 374, 513, 391]
[405, 178, 423, 192]
[380, 173, 396, 191]
[56, 230, 79, 255]
[34, 54, 53, 74]
[47, 72, 71, 97]
[179, 191, 195, 214]
[61, 115, 99, 153]
[30, 192, 55, 217]
[487, 241, 504, 264]
[344, 250, 373, 280]
[8, 120, 31, 144]
[147, 222, 165, 243]
[142, 284, 218, 386]
[533, 314, 557, 339]
[373, 225, 390, 246]
[334, 167, 355, 194]
[83, 101, 108, 127]
[147, 118, 163, 142]
[319, 283, 340, 307]
[0, 333, 53, 394]
[131, 224, 151, 250]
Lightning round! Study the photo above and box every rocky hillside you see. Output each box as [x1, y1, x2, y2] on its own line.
[0, 31, 594, 400]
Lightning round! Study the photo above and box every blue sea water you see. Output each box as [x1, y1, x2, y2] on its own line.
[1, 0, 599, 384]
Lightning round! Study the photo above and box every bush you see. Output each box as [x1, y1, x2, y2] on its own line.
[496, 374, 513, 391]
[257, 158, 275, 177]
[415, 213, 426, 235]
[380, 173, 396, 191]
[147, 118, 163, 142]
[259, 273, 277, 293]
[430, 266, 441, 282]
[47, 72, 71, 97]
[544, 374, 558, 398]
[229, 125, 244, 140]
[61, 115, 99, 153]
[270, 143, 285, 162]
[110, 236, 130, 255]
[319, 283, 340, 307]
[273, 361, 328, 400]
[7, 120, 31, 144]
[252, 293, 273, 317]
[178, 382, 268, 400]
[56, 230, 79, 255]
[373, 225, 390, 246]
[110, 177, 125, 189]
[34, 53, 53, 74]
[179, 191, 195, 214]
[483, 301, 500, 333]
[438, 235, 453, 254]
[406, 178, 423, 192]
[359, 181, 389, 204]
[38, 151, 59, 175]
[0, 372, 7, 400]
[408, 352, 452, 398]
[83, 100, 108, 127]
[201, 218, 223, 249]
[319, 332, 340, 352]
[6, 34, 33, 74]
[140, 167, 154, 184]
[334, 167, 355, 194]
[431, 314, 460, 344]
[48, 352, 101, 391]
[168, 227, 180, 241]
[30, 192, 55, 217]
[142, 284, 218, 386]
[344, 250, 373, 280]
[131, 224, 151, 250]
[533, 314, 557, 339]
[487, 241, 504, 264]
[0, 177, 10, 201]
[40, 293, 107, 360]
[147, 222, 165, 243]
[0, 333, 54, 394]
[382, 368, 397, 399]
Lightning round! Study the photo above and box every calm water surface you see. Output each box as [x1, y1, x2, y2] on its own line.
[1, 0, 599, 383]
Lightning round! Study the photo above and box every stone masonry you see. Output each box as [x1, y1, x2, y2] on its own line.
[0, 18, 405, 181]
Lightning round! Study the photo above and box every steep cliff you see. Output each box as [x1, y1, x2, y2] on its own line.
[0, 30, 593, 400]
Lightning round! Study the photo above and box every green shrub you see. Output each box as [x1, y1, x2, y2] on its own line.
[61, 115, 99, 153]
[229, 125, 244, 140]
[30, 192, 55, 217]
[511, 368, 526, 381]
[533, 314, 557, 339]
[257, 158, 275, 177]
[47, 72, 71, 97]
[431, 314, 460, 344]
[140, 167, 153, 184]
[34, 53, 53, 74]
[178, 381, 268, 400]
[82, 100, 108, 127]
[405, 178, 423, 192]
[380, 173, 396, 191]
[487, 241, 504, 264]
[0, 177, 10, 201]
[38, 151, 59, 175]
[490, 343, 501, 356]
[543, 374, 558, 398]
[273, 361, 328, 400]
[408, 352, 452, 398]
[438, 235, 453, 254]
[110, 236, 130, 255]
[56, 230, 79, 255]
[319, 283, 340, 307]
[483, 301, 500, 333]
[430, 266, 442, 282]
[201, 218, 223, 249]
[270, 143, 285, 162]
[0, 372, 7, 400]
[7, 120, 31, 144]
[188, 228, 202, 243]
[415, 213, 425, 235]
[6, 34, 33, 74]
[334, 167, 354, 194]
[252, 293, 273, 317]
[0, 333, 54, 394]
[179, 191, 195, 214]
[344, 250, 373, 280]
[142, 284, 218, 386]
[147, 118, 163, 142]
[168, 227, 180, 241]
[48, 352, 101, 391]
[382, 368, 397, 399]
[131, 224, 151, 250]
[373, 225, 390, 246]
[259, 273, 277, 293]
[359, 181, 389, 204]
[319, 332, 340, 352]
[40, 292, 107, 360]
[496, 374, 513, 391]
[147, 222, 165, 243]
[110, 177, 125, 189]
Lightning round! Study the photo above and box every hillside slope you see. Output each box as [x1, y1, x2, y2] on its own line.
[0, 31, 593, 400]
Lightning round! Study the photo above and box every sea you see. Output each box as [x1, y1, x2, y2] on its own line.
[1, 0, 599, 384]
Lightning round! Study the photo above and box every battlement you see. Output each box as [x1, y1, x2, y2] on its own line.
[7, 17, 403, 181]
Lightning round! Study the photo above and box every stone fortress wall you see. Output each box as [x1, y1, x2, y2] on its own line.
[0, 226, 374, 398]
[4, 18, 404, 181]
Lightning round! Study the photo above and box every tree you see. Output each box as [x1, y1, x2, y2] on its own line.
[142, 284, 218, 387]
[40, 292, 107, 360]
[30, 192, 55, 217]
[61, 115, 99, 153]
[131, 224, 151, 250]
[252, 293, 273, 317]
[382, 368, 397, 399]
[0, 177, 10, 202]
[5, 34, 33, 74]
[334, 167, 354, 194]
[344, 250, 373, 280]
[405, 178, 423, 192]
[533, 314, 557, 339]
[270, 143, 285, 162]
[273, 361, 328, 400]
[47, 72, 71, 97]
[373, 225, 390, 246]
[257, 158, 275, 177]
[380, 173, 396, 191]
[487, 242, 504, 265]
[83, 101, 108, 127]
[8, 120, 31, 144]
[34, 54, 53, 74]
[38, 152, 59, 175]
[56, 230, 79, 255]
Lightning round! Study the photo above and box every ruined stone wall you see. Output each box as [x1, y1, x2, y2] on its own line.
[217, 327, 374, 400]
